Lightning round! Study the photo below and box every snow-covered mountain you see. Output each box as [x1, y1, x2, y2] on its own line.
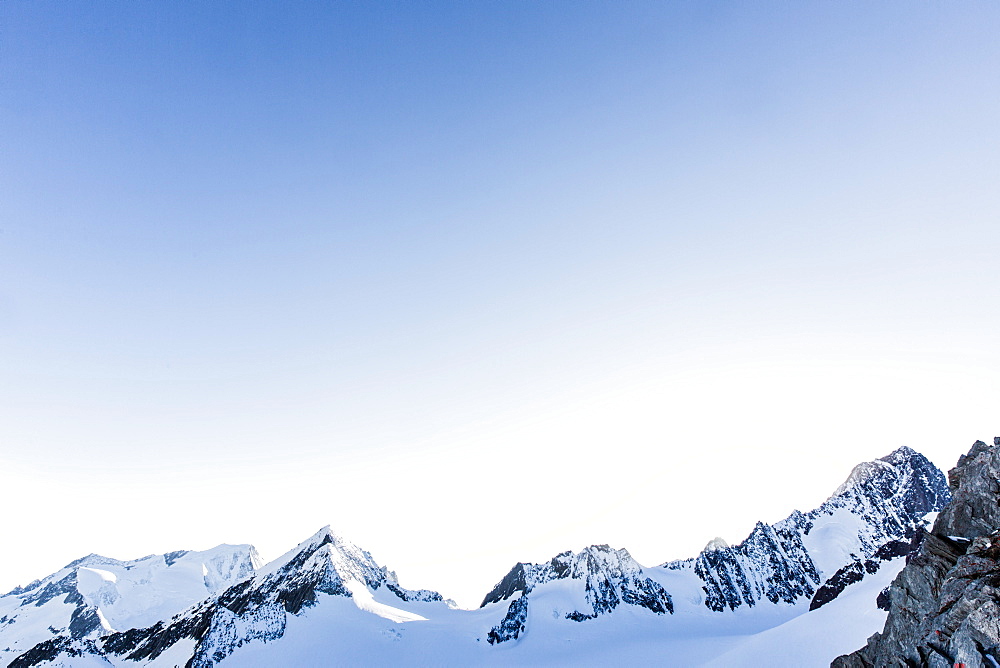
[660, 446, 949, 614]
[0, 545, 258, 666]
[3, 445, 953, 666]
[8, 527, 454, 667]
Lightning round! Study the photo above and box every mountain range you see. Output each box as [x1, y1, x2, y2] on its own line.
[0, 445, 953, 666]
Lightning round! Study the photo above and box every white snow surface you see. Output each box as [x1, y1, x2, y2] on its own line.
[173, 558, 900, 667]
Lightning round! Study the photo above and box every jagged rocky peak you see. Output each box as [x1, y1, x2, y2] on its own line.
[833, 437, 1000, 668]
[256, 526, 444, 603]
[662, 444, 950, 614]
[260, 525, 383, 589]
[247, 525, 449, 608]
[482, 544, 673, 645]
[831, 445, 950, 515]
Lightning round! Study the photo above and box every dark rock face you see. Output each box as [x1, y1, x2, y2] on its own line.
[385, 582, 443, 603]
[482, 544, 673, 644]
[9, 637, 93, 668]
[876, 586, 892, 612]
[809, 540, 914, 611]
[164, 550, 190, 567]
[486, 595, 528, 645]
[688, 516, 822, 611]
[20, 572, 79, 609]
[67, 604, 102, 640]
[665, 446, 951, 613]
[833, 438, 1000, 668]
[810, 561, 872, 612]
[481, 563, 527, 607]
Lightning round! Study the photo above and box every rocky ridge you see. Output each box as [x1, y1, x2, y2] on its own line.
[833, 438, 1000, 668]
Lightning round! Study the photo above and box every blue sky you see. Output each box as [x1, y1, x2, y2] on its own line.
[2, 2, 1000, 604]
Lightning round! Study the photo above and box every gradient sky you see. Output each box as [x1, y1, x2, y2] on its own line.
[2, 1, 1000, 606]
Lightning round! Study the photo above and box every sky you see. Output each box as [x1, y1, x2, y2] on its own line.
[2, 1, 1000, 607]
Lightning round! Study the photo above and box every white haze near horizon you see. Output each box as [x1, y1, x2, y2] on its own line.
[5, 351, 997, 607]
[2, 2, 1000, 609]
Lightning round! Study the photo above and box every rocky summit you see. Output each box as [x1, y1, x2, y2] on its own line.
[833, 438, 1000, 668]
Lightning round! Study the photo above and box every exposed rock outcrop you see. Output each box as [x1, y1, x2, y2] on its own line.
[809, 539, 916, 611]
[833, 438, 1000, 668]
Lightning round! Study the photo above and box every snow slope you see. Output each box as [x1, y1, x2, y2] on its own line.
[149, 560, 903, 667]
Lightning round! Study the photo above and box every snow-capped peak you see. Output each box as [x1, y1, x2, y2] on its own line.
[831, 445, 925, 498]
[833, 460, 894, 497]
[704, 537, 729, 551]
[258, 525, 338, 575]
[258, 526, 382, 590]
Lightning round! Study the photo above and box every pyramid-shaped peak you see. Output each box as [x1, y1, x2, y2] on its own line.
[258, 526, 380, 583]
[305, 525, 338, 545]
